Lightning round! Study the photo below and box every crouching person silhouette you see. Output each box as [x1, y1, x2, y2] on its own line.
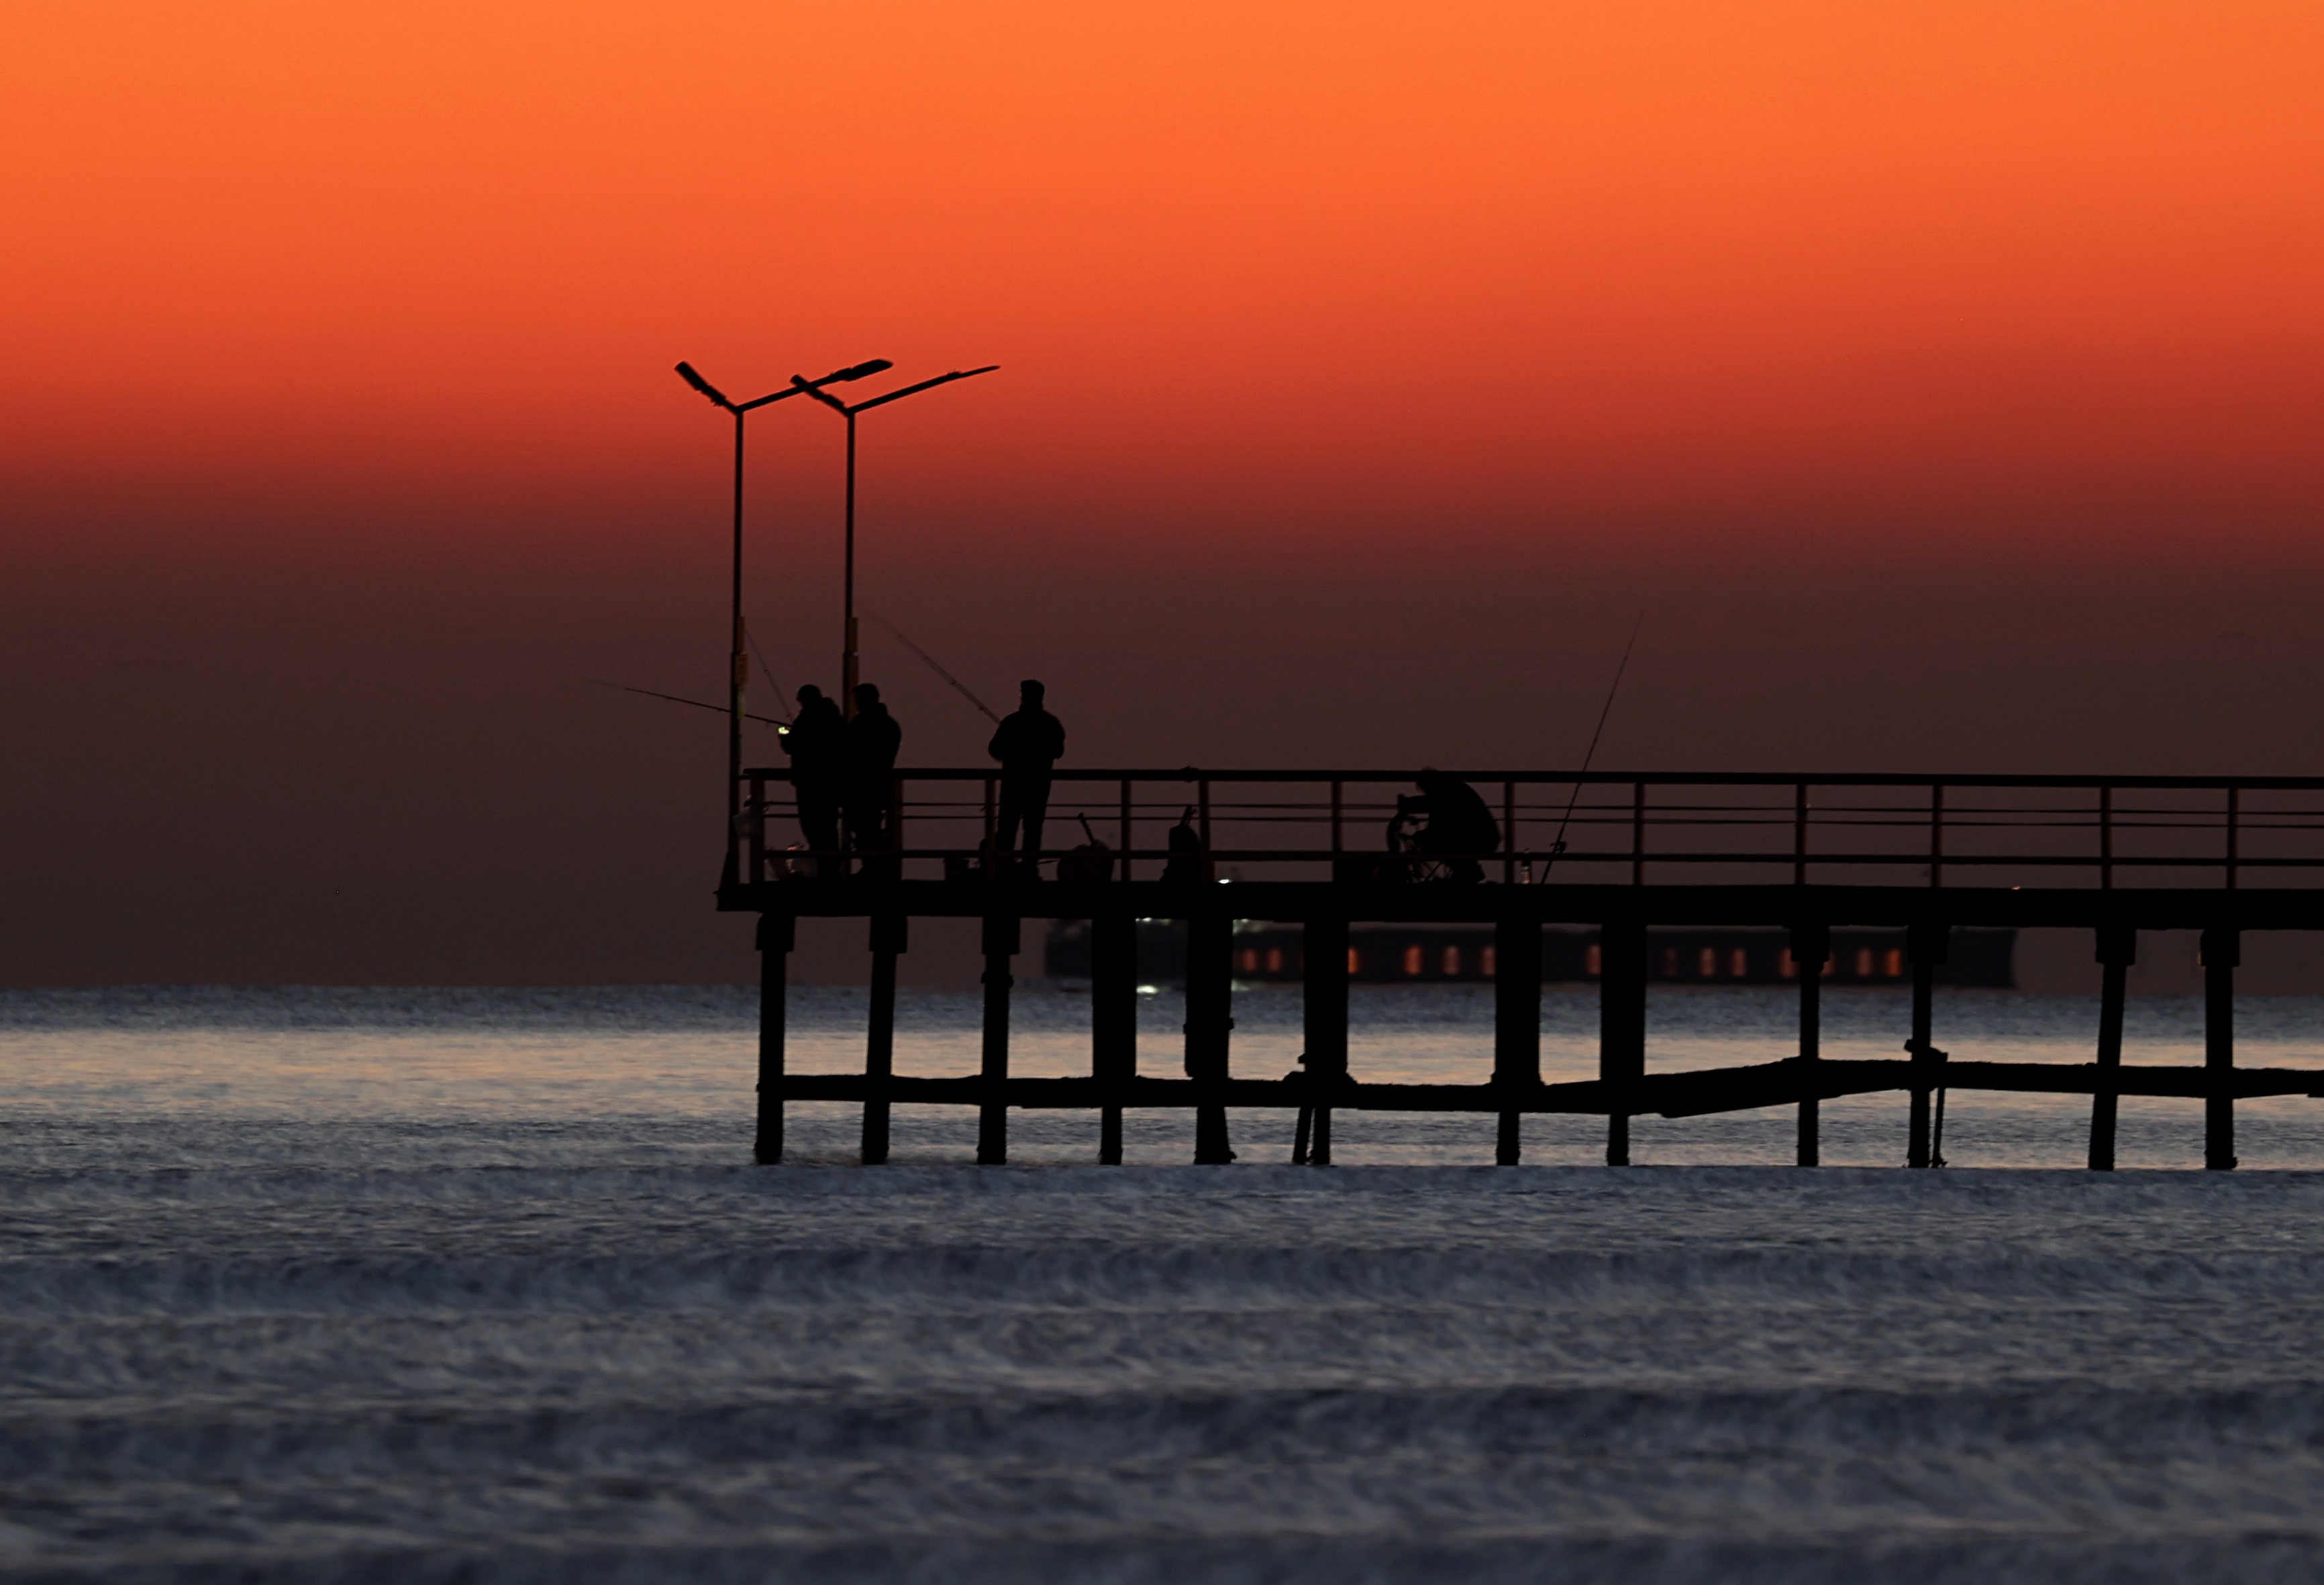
[1397, 771, 1499, 884]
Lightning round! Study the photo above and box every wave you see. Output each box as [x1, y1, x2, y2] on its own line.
[6, 1234, 2324, 1318]
[7, 1138, 2324, 1580]
[12, 1380, 2324, 1480]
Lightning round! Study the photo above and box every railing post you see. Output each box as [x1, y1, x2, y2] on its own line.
[1599, 919, 1646, 1166]
[977, 913, 1018, 1165]
[1905, 921, 1948, 1168]
[1118, 778, 1133, 882]
[1303, 913, 1350, 1166]
[2088, 924, 2134, 1171]
[754, 913, 794, 1165]
[1091, 911, 1137, 1164]
[2226, 786, 2241, 890]
[1792, 920, 1830, 1167]
[1198, 779, 1214, 882]
[2203, 925, 2238, 1170]
[1331, 780, 1344, 881]
[1929, 784, 1943, 888]
[1185, 908, 1235, 1163]
[1494, 913, 1542, 1164]
[1631, 781, 1646, 886]
[862, 913, 907, 1164]
[1503, 780, 1517, 884]
[2100, 784, 2113, 891]
[1794, 783, 1809, 886]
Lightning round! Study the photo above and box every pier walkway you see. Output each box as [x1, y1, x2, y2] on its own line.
[720, 768, 2324, 1169]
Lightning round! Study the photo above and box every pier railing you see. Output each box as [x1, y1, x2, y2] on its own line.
[740, 768, 2324, 890]
[725, 766, 2324, 1173]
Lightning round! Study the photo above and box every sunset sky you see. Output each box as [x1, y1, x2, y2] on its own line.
[7, 1, 2324, 983]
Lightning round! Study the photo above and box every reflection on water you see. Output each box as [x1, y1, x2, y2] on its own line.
[4, 985, 2321, 1170]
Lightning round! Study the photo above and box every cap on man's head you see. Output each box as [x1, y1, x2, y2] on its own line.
[797, 684, 823, 702]
[1020, 679, 1045, 699]
[855, 682, 880, 704]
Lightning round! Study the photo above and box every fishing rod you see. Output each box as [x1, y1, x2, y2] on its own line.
[1537, 611, 1645, 882]
[594, 680, 791, 728]
[866, 610, 1004, 725]
[746, 629, 793, 711]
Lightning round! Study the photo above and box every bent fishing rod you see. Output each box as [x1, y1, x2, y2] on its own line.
[866, 611, 1004, 725]
[1537, 611, 1644, 882]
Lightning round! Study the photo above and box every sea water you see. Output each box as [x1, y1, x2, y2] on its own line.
[3, 985, 2324, 1581]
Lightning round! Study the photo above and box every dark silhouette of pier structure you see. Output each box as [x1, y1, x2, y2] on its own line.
[725, 769, 2324, 1169]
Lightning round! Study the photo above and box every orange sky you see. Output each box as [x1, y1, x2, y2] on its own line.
[9, 0, 2323, 553]
[10, 2, 2324, 982]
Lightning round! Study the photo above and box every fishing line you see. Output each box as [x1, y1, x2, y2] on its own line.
[593, 680, 791, 727]
[746, 629, 792, 710]
[867, 610, 1004, 725]
[1539, 611, 1645, 882]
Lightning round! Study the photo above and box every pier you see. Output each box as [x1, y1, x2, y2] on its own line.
[723, 768, 2324, 1168]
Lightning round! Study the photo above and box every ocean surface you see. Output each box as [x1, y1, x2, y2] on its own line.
[5, 984, 2324, 1581]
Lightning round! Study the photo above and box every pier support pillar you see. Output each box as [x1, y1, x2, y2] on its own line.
[1599, 921, 1646, 1166]
[1493, 917, 1542, 1165]
[1792, 922, 1830, 1168]
[1186, 911, 1236, 1164]
[1906, 922, 1948, 1169]
[1303, 915, 1350, 1166]
[2203, 926, 2238, 1170]
[2088, 925, 2135, 1172]
[1091, 913, 1138, 1164]
[861, 913, 907, 1166]
[978, 913, 1018, 1166]
[755, 913, 795, 1165]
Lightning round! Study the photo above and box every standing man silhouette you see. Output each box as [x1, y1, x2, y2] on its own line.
[778, 684, 845, 878]
[843, 682, 903, 878]
[988, 680, 1065, 878]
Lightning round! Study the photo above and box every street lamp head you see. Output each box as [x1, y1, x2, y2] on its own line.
[791, 373, 854, 413]
[674, 362, 734, 409]
[836, 359, 894, 381]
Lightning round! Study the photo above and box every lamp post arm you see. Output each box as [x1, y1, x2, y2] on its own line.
[845, 364, 1000, 413]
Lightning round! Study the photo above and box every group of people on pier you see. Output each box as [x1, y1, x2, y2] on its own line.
[777, 679, 1509, 882]
[776, 681, 905, 878]
[779, 678, 1066, 878]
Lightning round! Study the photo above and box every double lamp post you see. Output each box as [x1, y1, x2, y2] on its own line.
[674, 354, 997, 880]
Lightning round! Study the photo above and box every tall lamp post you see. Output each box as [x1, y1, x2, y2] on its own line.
[793, 364, 999, 715]
[674, 358, 891, 884]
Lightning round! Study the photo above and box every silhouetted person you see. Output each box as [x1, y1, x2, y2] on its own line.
[844, 682, 903, 878]
[987, 679, 1065, 876]
[778, 684, 844, 877]
[1161, 806, 1204, 884]
[1400, 772, 1498, 884]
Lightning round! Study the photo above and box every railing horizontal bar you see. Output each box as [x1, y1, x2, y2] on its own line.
[769, 848, 2324, 870]
[764, 804, 2324, 832]
[746, 766, 2324, 790]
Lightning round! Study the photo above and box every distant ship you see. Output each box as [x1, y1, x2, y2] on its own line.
[1044, 921, 2015, 988]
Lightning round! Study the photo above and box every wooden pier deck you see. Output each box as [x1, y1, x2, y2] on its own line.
[720, 768, 2324, 1169]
